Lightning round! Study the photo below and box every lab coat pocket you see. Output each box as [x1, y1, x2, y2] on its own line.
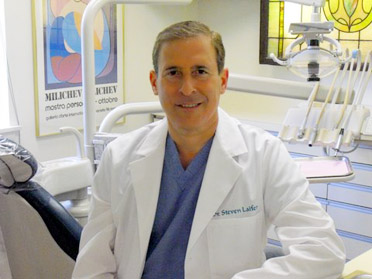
[206, 214, 264, 278]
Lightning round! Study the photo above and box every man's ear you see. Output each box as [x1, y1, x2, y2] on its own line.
[220, 68, 229, 95]
[150, 70, 158, 95]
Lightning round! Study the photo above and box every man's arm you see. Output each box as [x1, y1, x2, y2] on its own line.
[233, 137, 345, 279]
[72, 148, 117, 279]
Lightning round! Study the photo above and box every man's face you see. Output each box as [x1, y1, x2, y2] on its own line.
[150, 35, 228, 136]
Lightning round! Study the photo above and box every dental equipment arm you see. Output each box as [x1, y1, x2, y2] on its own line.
[98, 102, 162, 133]
[60, 127, 85, 159]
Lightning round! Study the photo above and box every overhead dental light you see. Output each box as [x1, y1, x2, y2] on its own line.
[270, 0, 346, 81]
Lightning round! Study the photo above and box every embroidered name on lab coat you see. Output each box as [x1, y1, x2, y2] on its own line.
[213, 205, 259, 219]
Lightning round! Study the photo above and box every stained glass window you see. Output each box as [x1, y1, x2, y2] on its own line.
[260, 0, 372, 65]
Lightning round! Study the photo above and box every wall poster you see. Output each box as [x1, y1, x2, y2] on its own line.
[32, 0, 124, 136]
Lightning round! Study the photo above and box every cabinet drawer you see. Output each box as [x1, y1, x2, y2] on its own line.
[349, 163, 372, 187]
[338, 231, 372, 260]
[328, 183, 372, 208]
[309, 183, 327, 199]
[327, 202, 372, 238]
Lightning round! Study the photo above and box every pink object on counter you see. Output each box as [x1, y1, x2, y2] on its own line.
[297, 158, 352, 178]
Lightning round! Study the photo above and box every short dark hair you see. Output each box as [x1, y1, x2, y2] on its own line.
[152, 21, 225, 74]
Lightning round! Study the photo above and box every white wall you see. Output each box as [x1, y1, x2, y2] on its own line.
[4, 0, 372, 162]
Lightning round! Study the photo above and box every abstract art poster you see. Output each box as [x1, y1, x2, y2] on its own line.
[32, 0, 124, 136]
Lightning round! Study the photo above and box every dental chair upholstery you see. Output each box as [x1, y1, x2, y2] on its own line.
[0, 136, 82, 279]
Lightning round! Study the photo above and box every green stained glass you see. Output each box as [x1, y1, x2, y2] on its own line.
[344, 0, 358, 17]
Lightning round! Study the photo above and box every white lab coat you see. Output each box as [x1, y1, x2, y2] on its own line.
[72, 109, 345, 279]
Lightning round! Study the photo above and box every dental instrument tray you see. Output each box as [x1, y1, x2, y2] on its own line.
[294, 155, 355, 183]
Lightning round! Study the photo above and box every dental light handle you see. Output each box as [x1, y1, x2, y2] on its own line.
[269, 37, 306, 65]
[269, 53, 288, 66]
[322, 36, 343, 57]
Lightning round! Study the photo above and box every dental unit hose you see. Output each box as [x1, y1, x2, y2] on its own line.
[333, 50, 361, 155]
[308, 66, 341, 146]
[334, 50, 359, 130]
[297, 82, 320, 139]
[355, 51, 372, 106]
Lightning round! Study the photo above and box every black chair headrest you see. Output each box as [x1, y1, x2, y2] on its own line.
[0, 136, 38, 188]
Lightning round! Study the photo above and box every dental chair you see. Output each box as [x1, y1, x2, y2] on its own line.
[0, 136, 82, 279]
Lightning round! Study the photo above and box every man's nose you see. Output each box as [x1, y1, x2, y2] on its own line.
[179, 76, 196, 96]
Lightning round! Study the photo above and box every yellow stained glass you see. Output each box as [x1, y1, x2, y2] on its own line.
[262, 0, 372, 64]
[269, 2, 281, 37]
[324, 0, 372, 32]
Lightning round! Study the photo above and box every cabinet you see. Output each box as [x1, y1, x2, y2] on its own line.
[267, 138, 372, 261]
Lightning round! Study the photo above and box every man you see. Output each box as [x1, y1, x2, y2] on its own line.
[72, 21, 345, 279]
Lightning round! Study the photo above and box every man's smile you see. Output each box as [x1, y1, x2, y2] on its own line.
[177, 103, 202, 108]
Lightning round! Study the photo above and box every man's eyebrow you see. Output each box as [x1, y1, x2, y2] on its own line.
[193, 65, 209, 69]
[164, 66, 179, 72]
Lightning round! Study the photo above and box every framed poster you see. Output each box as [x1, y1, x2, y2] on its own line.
[32, 0, 124, 136]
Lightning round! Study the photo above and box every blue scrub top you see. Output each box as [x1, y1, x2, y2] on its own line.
[142, 134, 213, 279]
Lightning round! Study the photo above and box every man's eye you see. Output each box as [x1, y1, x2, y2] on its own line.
[194, 68, 208, 76]
[166, 69, 180, 77]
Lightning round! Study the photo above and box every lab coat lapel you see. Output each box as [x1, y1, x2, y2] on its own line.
[129, 120, 168, 263]
[187, 109, 247, 253]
